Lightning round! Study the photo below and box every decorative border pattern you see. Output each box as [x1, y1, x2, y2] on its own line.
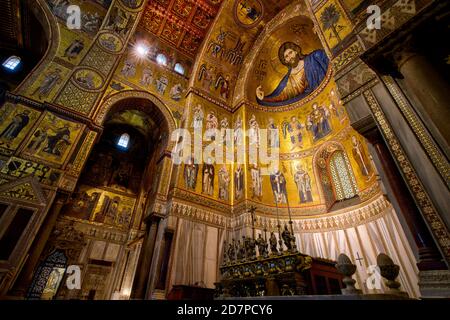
[336, 62, 377, 98]
[342, 78, 379, 104]
[186, 88, 233, 112]
[171, 188, 232, 214]
[254, 194, 390, 233]
[61, 216, 129, 244]
[67, 131, 98, 176]
[382, 76, 450, 189]
[170, 199, 229, 228]
[332, 41, 364, 74]
[363, 89, 450, 262]
[173, 193, 392, 233]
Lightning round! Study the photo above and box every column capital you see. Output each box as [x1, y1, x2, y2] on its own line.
[143, 212, 164, 224]
[390, 36, 421, 70]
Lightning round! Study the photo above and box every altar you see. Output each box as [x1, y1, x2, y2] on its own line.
[215, 251, 343, 298]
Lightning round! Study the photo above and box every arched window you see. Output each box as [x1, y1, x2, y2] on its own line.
[27, 250, 68, 300]
[329, 151, 358, 200]
[156, 53, 167, 66]
[2, 56, 21, 71]
[316, 146, 359, 211]
[174, 63, 185, 75]
[117, 133, 130, 149]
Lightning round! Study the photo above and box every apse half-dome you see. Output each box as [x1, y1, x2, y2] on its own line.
[248, 16, 332, 109]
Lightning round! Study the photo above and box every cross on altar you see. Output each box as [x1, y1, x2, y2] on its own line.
[355, 252, 364, 266]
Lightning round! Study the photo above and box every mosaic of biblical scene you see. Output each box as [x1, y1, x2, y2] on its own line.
[0, 104, 41, 156]
[26, 62, 71, 102]
[62, 185, 135, 228]
[114, 41, 189, 109]
[80, 128, 147, 195]
[98, 33, 124, 53]
[104, 3, 137, 38]
[74, 69, 104, 90]
[57, 27, 92, 65]
[46, 0, 108, 36]
[22, 112, 84, 166]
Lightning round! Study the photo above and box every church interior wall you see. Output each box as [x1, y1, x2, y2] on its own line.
[0, 0, 448, 301]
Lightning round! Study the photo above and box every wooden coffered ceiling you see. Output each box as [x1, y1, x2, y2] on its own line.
[139, 0, 224, 58]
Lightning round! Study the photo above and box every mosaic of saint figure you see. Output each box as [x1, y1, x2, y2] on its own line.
[191, 104, 204, 130]
[306, 103, 331, 141]
[205, 111, 219, 141]
[267, 118, 280, 148]
[75, 71, 96, 90]
[351, 136, 372, 177]
[256, 42, 329, 106]
[282, 116, 304, 150]
[248, 114, 260, 147]
[234, 115, 243, 146]
[156, 76, 168, 94]
[106, 6, 133, 36]
[43, 124, 71, 156]
[270, 170, 287, 204]
[250, 164, 262, 199]
[220, 76, 230, 100]
[32, 69, 62, 99]
[293, 164, 313, 203]
[121, 59, 136, 78]
[140, 66, 154, 86]
[234, 164, 244, 200]
[202, 159, 215, 196]
[63, 39, 84, 61]
[184, 157, 199, 190]
[218, 165, 230, 201]
[0, 110, 30, 142]
[169, 83, 184, 101]
[220, 117, 230, 145]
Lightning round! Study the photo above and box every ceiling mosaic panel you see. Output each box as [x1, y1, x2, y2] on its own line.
[140, 0, 224, 57]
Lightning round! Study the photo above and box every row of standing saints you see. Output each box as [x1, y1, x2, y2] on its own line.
[182, 101, 371, 204]
[184, 158, 313, 205]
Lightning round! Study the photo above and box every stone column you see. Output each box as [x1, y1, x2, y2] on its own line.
[393, 41, 450, 147]
[144, 218, 167, 299]
[8, 193, 67, 297]
[130, 214, 161, 299]
[366, 129, 446, 271]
